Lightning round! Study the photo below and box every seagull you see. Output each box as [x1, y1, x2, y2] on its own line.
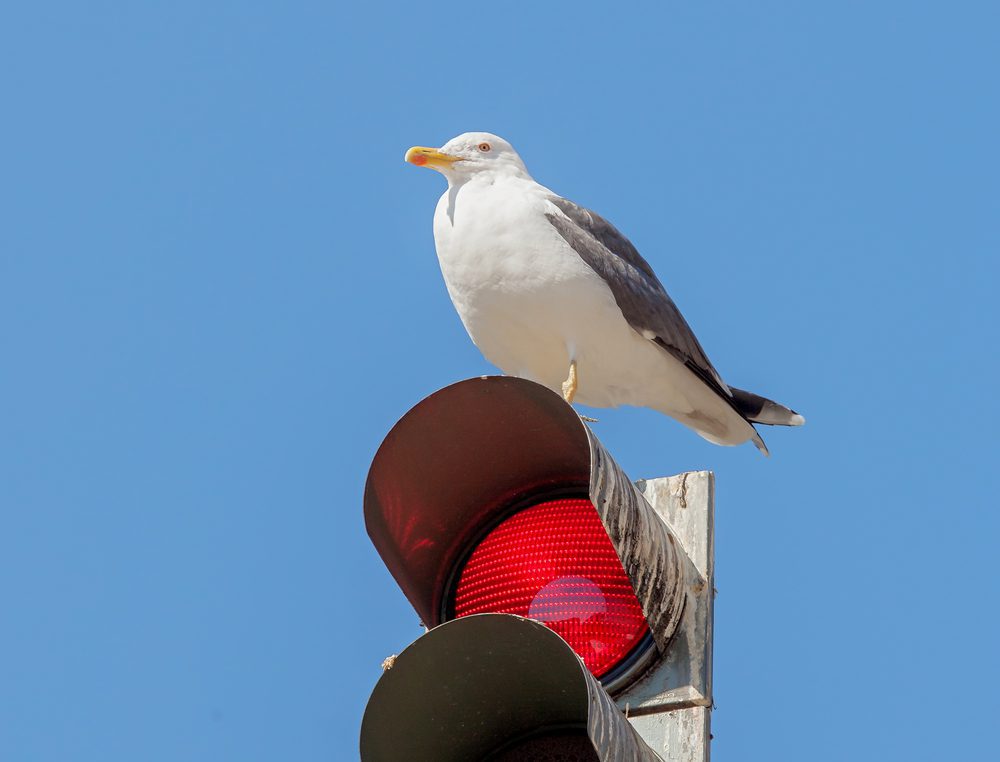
[405, 132, 804, 454]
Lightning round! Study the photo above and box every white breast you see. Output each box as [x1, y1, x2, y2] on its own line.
[432, 176, 650, 404]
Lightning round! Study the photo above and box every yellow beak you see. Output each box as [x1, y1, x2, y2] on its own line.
[405, 146, 463, 170]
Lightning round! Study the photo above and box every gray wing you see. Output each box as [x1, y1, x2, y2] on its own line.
[544, 195, 732, 399]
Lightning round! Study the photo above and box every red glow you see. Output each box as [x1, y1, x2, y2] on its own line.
[453, 497, 649, 678]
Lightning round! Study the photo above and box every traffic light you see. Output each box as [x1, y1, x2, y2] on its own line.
[361, 376, 714, 759]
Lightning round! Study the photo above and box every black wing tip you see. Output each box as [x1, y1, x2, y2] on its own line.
[730, 386, 805, 427]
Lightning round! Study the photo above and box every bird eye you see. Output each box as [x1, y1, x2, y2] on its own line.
[478, 142, 492, 152]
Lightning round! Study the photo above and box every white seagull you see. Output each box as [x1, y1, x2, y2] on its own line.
[405, 132, 804, 455]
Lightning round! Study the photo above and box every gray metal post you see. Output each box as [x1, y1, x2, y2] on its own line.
[619, 471, 715, 761]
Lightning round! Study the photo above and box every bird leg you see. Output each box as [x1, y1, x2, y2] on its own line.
[561, 361, 578, 404]
[560, 361, 599, 421]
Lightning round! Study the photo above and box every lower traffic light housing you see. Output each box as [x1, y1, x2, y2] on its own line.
[364, 376, 688, 693]
[360, 613, 662, 762]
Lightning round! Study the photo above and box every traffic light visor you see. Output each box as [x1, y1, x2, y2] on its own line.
[364, 377, 591, 630]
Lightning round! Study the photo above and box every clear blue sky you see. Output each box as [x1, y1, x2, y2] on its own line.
[2, 2, 997, 760]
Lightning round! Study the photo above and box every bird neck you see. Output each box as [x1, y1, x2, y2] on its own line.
[446, 167, 534, 191]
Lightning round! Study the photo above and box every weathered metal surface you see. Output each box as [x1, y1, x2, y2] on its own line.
[617, 472, 714, 762]
[628, 708, 710, 762]
[585, 662, 667, 761]
[587, 431, 687, 656]
[618, 472, 713, 713]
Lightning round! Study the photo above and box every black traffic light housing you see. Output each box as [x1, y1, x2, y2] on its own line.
[361, 614, 662, 762]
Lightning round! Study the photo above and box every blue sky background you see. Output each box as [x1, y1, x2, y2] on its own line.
[2, 2, 998, 759]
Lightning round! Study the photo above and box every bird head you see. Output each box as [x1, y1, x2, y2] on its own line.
[405, 132, 530, 180]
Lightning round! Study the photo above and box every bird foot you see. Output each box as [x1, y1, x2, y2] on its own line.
[579, 414, 599, 423]
[381, 654, 397, 671]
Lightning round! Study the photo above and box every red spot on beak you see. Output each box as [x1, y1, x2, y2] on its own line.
[411, 154, 428, 166]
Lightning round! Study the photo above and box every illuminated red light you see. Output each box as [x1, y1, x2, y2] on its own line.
[452, 497, 650, 678]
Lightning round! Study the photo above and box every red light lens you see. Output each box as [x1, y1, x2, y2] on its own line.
[452, 497, 649, 678]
